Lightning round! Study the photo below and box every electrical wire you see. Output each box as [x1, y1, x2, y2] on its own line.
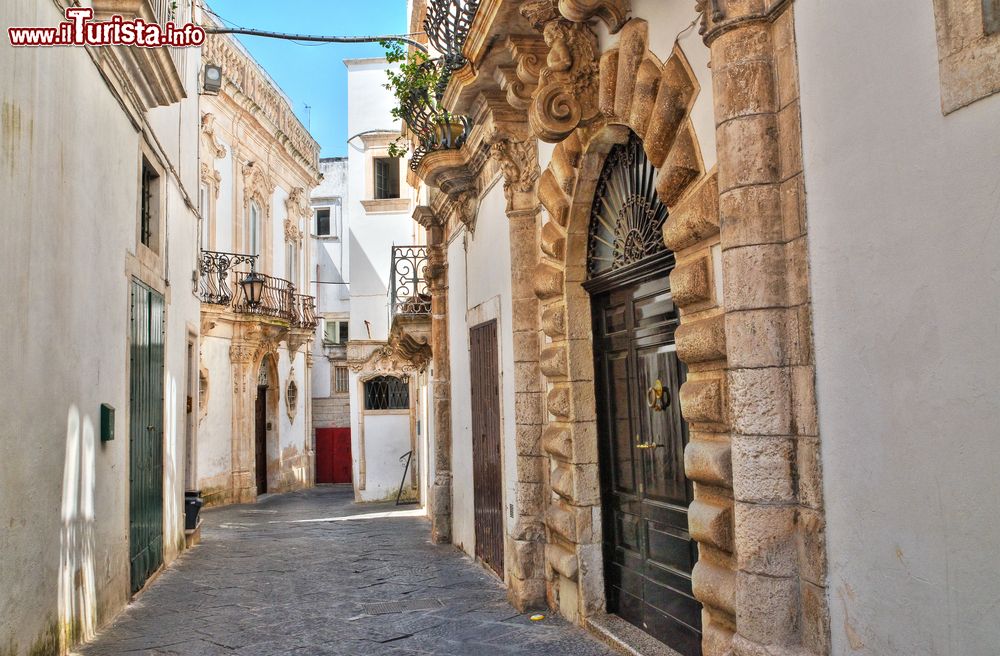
[204, 27, 428, 52]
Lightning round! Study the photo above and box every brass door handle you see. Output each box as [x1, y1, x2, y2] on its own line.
[647, 379, 670, 411]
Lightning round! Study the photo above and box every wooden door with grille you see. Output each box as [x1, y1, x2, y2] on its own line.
[129, 279, 164, 594]
[470, 320, 504, 578]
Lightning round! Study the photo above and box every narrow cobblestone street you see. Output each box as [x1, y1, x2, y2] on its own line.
[74, 488, 616, 656]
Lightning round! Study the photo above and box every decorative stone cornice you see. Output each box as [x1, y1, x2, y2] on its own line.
[558, 0, 631, 32]
[347, 341, 430, 375]
[201, 112, 227, 158]
[203, 32, 320, 176]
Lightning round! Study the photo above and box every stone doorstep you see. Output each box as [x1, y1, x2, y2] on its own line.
[586, 613, 683, 656]
[184, 521, 202, 549]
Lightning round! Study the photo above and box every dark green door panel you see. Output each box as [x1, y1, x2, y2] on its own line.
[129, 279, 164, 594]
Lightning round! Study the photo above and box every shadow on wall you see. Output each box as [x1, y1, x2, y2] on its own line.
[59, 405, 96, 651]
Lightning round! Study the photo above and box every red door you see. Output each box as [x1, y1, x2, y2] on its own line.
[316, 428, 352, 484]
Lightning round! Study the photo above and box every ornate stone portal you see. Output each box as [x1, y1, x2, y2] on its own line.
[413, 1, 830, 654]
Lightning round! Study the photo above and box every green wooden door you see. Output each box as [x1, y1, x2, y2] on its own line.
[129, 279, 165, 593]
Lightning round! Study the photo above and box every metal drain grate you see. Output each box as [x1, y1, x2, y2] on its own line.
[360, 599, 444, 615]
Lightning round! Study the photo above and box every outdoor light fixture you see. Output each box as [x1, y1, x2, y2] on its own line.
[203, 64, 222, 94]
[401, 373, 411, 384]
[240, 268, 265, 308]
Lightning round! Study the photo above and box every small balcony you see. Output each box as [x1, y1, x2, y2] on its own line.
[198, 250, 317, 330]
[390, 246, 431, 321]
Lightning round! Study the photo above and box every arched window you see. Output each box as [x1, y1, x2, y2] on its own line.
[587, 131, 669, 278]
[364, 375, 409, 410]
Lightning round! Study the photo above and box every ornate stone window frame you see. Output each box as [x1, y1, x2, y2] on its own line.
[241, 161, 274, 268]
[933, 0, 1000, 112]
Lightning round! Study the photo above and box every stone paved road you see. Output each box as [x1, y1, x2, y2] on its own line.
[75, 486, 617, 656]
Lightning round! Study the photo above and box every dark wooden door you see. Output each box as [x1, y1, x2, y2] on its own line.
[255, 386, 267, 495]
[591, 269, 700, 654]
[129, 279, 164, 594]
[470, 320, 504, 578]
[316, 428, 352, 484]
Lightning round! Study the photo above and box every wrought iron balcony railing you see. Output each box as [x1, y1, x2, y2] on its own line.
[198, 250, 316, 329]
[425, 0, 481, 75]
[402, 58, 472, 171]
[390, 245, 431, 319]
[198, 250, 257, 305]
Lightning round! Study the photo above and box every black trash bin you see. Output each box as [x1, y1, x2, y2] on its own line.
[184, 490, 204, 531]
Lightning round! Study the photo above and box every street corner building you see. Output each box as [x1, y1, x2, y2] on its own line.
[400, 0, 1000, 655]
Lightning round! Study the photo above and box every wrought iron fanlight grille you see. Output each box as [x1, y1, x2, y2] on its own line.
[587, 132, 670, 277]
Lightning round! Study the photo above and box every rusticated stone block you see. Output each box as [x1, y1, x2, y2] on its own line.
[508, 536, 544, 580]
[645, 54, 695, 168]
[692, 560, 736, 615]
[538, 169, 569, 227]
[541, 303, 566, 338]
[568, 421, 599, 464]
[565, 339, 596, 383]
[551, 463, 574, 500]
[716, 113, 780, 193]
[599, 49, 620, 119]
[517, 455, 546, 484]
[710, 21, 773, 72]
[663, 172, 720, 251]
[721, 243, 787, 311]
[657, 122, 701, 207]
[676, 314, 727, 364]
[542, 424, 573, 460]
[547, 385, 572, 419]
[778, 99, 803, 180]
[732, 435, 795, 503]
[780, 173, 805, 241]
[614, 19, 648, 120]
[702, 620, 736, 656]
[540, 221, 566, 260]
[801, 579, 831, 655]
[797, 506, 827, 586]
[791, 363, 818, 436]
[629, 57, 662, 139]
[689, 499, 734, 553]
[680, 378, 726, 425]
[546, 542, 579, 580]
[728, 367, 791, 436]
[734, 572, 800, 645]
[508, 575, 546, 612]
[533, 262, 565, 300]
[550, 144, 577, 196]
[515, 392, 545, 425]
[725, 308, 800, 369]
[577, 541, 607, 615]
[546, 501, 577, 543]
[735, 502, 797, 577]
[713, 58, 777, 124]
[517, 482, 545, 517]
[572, 463, 600, 506]
[796, 435, 823, 509]
[540, 344, 568, 378]
[514, 361, 543, 394]
[685, 438, 733, 487]
[720, 184, 783, 248]
[516, 423, 542, 456]
[671, 256, 713, 307]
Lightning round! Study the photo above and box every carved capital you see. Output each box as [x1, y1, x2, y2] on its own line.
[230, 342, 255, 364]
[452, 189, 480, 233]
[558, 0, 631, 33]
[489, 137, 540, 209]
[242, 160, 274, 214]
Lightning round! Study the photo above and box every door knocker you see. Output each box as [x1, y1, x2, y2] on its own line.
[646, 379, 670, 412]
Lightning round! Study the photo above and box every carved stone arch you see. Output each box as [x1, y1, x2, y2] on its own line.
[530, 17, 737, 654]
[242, 160, 274, 217]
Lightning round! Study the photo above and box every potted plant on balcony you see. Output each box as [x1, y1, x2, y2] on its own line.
[381, 42, 466, 158]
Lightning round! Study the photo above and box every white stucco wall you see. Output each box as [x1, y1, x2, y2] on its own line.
[0, 0, 201, 651]
[447, 181, 516, 559]
[199, 336, 235, 486]
[796, 3, 1000, 654]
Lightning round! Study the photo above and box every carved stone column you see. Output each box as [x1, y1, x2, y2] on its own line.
[415, 206, 453, 544]
[490, 134, 547, 610]
[700, 2, 830, 654]
[229, 341, 258, 504]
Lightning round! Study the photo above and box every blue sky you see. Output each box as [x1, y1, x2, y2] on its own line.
[206, 1, 407, 157]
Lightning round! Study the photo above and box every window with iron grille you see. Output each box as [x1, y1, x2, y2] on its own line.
[374, 158, 400, 199]
[140, 158, 160, 249]
[335, 366, 349, 394]
[364, 375, 409, 410]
